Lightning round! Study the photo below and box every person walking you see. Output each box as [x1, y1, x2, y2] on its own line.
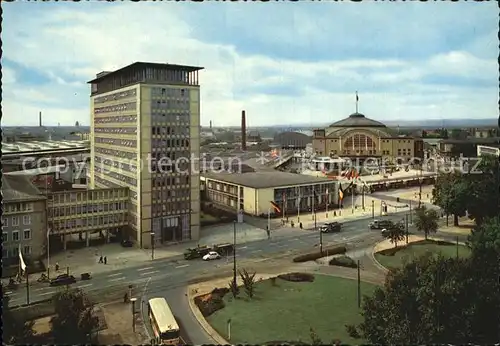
[98, 256, 103, 264]
[104, 256, 107, 265]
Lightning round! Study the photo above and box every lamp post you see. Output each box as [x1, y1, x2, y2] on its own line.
[150, 232, 155, 261]
[130, 297, 137, 332]
[232, 221, 237, 297]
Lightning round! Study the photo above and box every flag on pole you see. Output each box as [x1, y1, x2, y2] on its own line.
[19, 245, 27, 272]
[356, 92, 359, 102]
[270, 201, 281, 213]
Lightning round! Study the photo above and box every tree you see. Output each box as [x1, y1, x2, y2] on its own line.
[414, 205, 439, 240]
[51, 289, 99, 344]
[466, 155, 500, 225]
[468, 217, 500, 253]
[2, 284, 35, 344]
[432, 172, 469, 226]
[357, 252, 500, 344]
[383, 225, 405, 248]
[238, 269, 256, 299]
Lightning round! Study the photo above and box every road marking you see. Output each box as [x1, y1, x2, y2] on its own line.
[109, 277, 125, 282]
[35, 286, 53, 291]
[140, 270, 159, 276]
[39, 291, 56, 296]
[77, 283, 93, 289]
[5, 291, 13, 295]
[137, 267, 154, 271]
[175, 264, 189, 269]
[107, 273, 123, 277]
[239, 246, 248, 249]
[277, 244, 288, 247]
[250, 249, 262, 253]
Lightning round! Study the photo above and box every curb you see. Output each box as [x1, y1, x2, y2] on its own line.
[370, 236, 468, 272]
[186, 287, 229, 345]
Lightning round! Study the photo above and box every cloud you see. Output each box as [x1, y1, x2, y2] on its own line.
[1, 2, 498, 127]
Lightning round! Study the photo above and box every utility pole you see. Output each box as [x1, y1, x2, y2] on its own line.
[150, 232, 155, 260]
[130, 297, 137, 332]
[405, 214, 409, 244]
[26, 269, 30, 305]
[361, 184, 365, 211]
[233, 221, 237, 297]
[409, 200, 412, 224]
[357, 260, 361, 308]
[371, 200, 374, 219]
[351, 184, 355, 214]
[313, 189, 318, 248]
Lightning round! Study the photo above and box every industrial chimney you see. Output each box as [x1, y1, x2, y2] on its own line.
[39, 111, 42, 127]
[209, 120, 212, 129]
[241, 110, 247, 151]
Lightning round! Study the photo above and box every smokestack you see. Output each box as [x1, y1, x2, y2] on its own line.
[241, 110, 247, 151]
[39, 111, 42, 127]
[210, 120, 212, 129]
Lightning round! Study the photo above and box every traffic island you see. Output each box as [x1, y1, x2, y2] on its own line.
[371, 236, 471, 271]
[189, 273, 378, 345]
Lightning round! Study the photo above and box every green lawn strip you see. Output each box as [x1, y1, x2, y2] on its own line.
[375, 240, 471, 269]
[206, 275, 376, 344]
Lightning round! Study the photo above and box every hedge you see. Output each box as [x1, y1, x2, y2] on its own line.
[292, 245, 347, 263]
[277, 272, 315, 282]
[194, 287, 229, 317]
[329, 255, 358, 268]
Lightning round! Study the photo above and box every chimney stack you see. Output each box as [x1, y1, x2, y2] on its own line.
[210, 120, 212, 129]
[39, 111, 42, 127]
[241, 110, 247, 151]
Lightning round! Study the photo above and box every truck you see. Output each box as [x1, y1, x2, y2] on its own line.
[183, 243, 234, 260]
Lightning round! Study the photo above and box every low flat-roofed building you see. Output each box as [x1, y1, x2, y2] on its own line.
[477, 145, 500, 157]
[201, 171, 338, 217]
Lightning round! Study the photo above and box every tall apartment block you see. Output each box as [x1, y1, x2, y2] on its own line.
[88, 62, 203, 248]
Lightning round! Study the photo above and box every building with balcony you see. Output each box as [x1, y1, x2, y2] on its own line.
[201, 171, 337, 217]
[1, 175, 47, 267]
[88, 62, 203, 247]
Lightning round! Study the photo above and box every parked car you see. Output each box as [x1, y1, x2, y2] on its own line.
[50, 274, 76, 286]
[320, 222, 342, 233]
[202, 251, 221, 261]
[369, 219, 394, 230]
[121, 239, 133, 247]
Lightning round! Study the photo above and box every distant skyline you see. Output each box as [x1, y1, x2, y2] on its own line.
[2, 2, 498, 127]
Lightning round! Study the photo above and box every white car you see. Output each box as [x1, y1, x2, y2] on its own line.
[202, 251, 221, 261]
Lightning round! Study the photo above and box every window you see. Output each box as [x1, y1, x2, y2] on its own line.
[23, 215, 31, 225]
[24, 229, 31, 240]
[12, 230, 19, 242]
[2, 218, 7, 227]
[23, 246, 31, 255]
[2, 232, 8, 242]
[12, 216, 19, 226]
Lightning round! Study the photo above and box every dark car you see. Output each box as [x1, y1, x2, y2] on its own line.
[121, 239, 133, 247]
[320, 222, 342, 233]
[50, 274, 76, 286]
[369, 219, 394, 230]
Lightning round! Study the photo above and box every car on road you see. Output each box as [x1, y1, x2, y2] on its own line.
[369, 219, 394, 230]
[381, 228, 389, 237]
[320, 222, 342, 233]
[50, 274, 76, 286]
[202, 251, 221, 261]
[121, 239, 133, 247]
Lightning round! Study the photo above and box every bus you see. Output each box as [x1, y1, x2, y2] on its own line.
[147, 297, 180, 345]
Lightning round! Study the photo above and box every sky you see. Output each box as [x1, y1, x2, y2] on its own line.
[1, 2, 498, 127]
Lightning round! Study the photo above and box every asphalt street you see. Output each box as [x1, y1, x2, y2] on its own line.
[5, 209, 467, 344]
[5, 211, 416, 305]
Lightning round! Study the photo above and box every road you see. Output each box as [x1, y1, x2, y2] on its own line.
[5, 210, 467, 344]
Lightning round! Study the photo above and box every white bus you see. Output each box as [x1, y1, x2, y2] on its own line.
[148, 297, 180, 345]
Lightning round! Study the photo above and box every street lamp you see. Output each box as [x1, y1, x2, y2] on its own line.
[130, 297, 137, 332]
[232, 220, 237, 297]
[150, 232, 155, 260]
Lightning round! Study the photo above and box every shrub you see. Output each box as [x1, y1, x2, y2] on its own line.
[345, 324, 361, 339]
[278, 272, 315, 282]
[194, 287, 229, 317]
[329, 255, 358, 268]
[292, 246, 347, 263]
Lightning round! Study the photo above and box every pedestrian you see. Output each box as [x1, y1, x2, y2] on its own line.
[104, 256, 107, 265]
[98, 256, 103, 264]
[55, 262, 59, 271]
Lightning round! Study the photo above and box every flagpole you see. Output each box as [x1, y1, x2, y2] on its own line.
[267, 207, 271, 233]
[297, 192, 300, 223]
[351, 182, 355, 214]
[355, 91, 359, 113]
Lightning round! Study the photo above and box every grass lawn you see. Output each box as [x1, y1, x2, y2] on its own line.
[206, 275, 377, 344]
[375, 240, 471, 270]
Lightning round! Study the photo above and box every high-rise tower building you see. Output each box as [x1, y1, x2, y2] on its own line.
[88, 62, 203, 248]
